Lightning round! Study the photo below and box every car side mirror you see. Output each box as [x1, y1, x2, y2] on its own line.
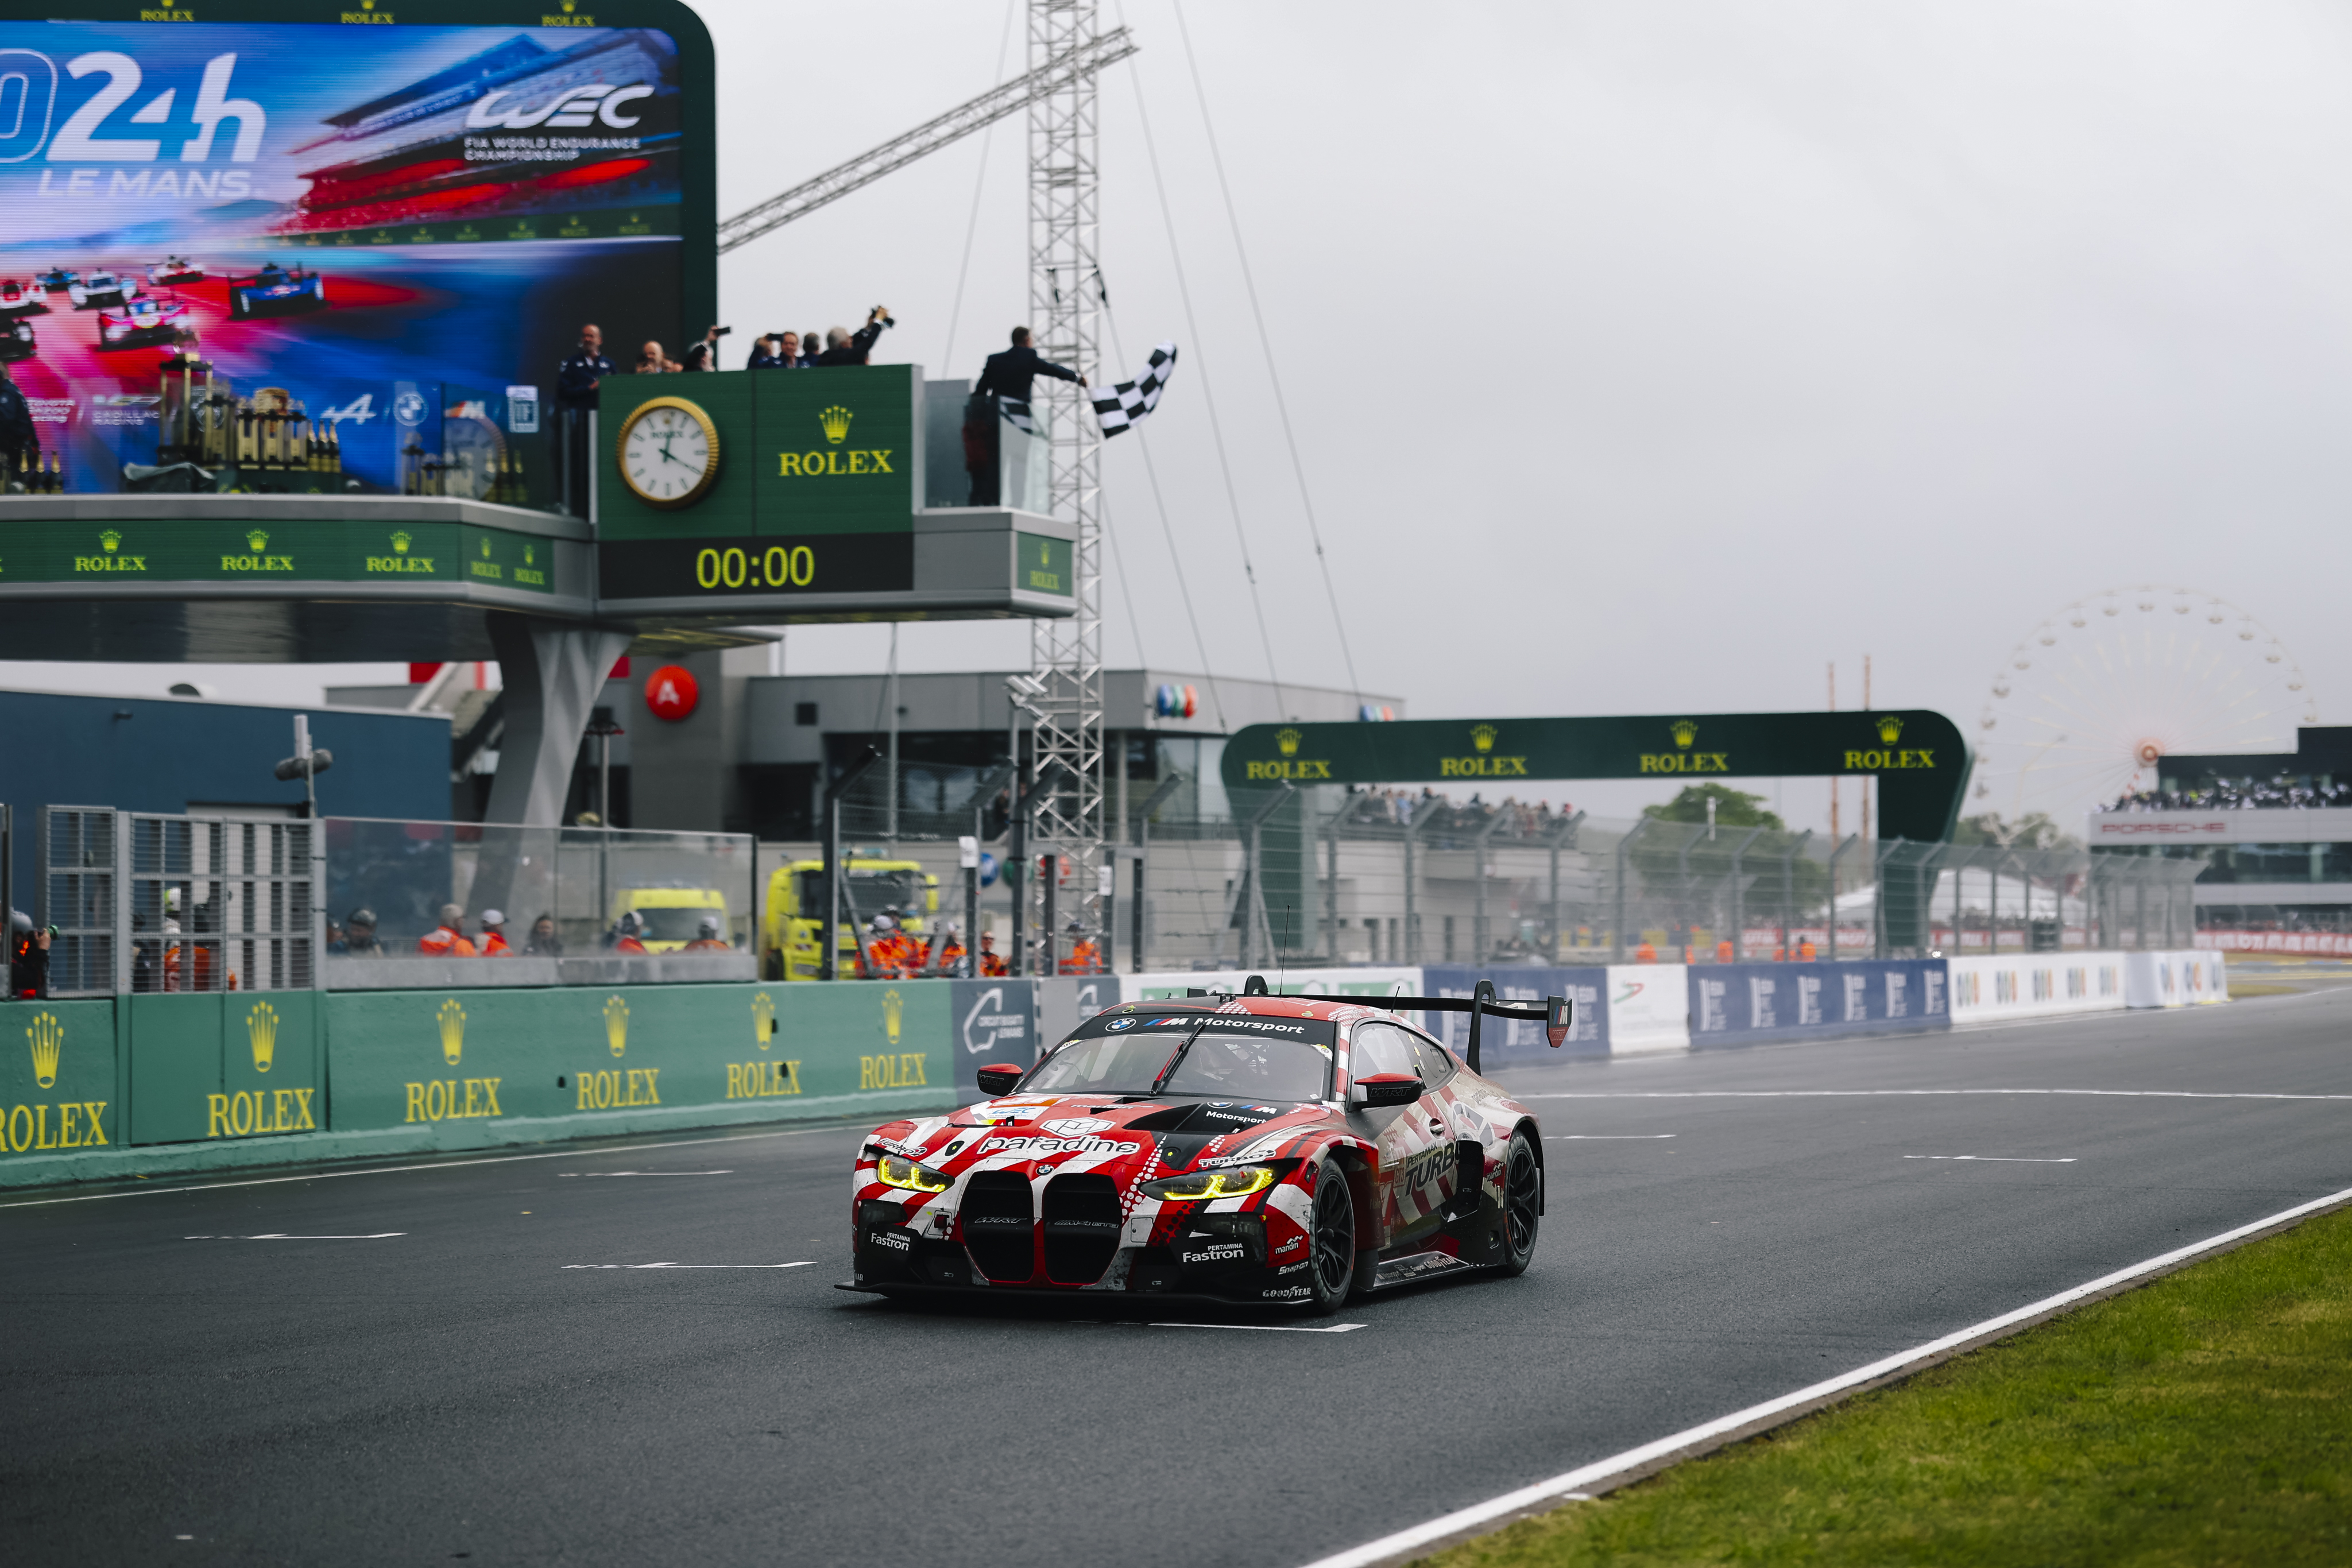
[1349, 1073, 1424, 1109]
[1546, 994, 1574, 1049]
[975, 1063, 1026, 1097]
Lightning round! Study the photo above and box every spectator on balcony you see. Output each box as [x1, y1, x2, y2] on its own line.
[747, 334, 786, 370]
[419, 904, 478, 957]
[814, 306, 892, 367]
[330, 908, 382, 957]
[556, 326, 612, 412]
[478, 909, 512, 956]
[635, 340, 680, 374]
[525, 913, 563, 957]
[799, 328, 823, 367]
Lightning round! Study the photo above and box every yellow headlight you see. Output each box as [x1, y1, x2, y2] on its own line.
[875, 1153, 950, 1193]
[1144, 1164, 1276, 1202]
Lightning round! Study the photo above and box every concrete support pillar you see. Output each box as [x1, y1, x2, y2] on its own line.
[485, 613, 634, 826]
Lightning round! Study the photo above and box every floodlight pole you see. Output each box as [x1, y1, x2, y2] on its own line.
[1024, 0, 1108, 963]
[822, 747, 881, 981]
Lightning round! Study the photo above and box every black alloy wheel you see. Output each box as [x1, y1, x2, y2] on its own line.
[1496, 1131, 1541, 1276]
[1305, 1166, 1357, 1313]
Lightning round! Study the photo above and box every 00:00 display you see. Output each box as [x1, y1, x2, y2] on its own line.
[695, 545, 816, 590]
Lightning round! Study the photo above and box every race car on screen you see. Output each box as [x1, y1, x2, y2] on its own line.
[228, 261, 327, 320]
[1, 318, 34, 363]
[149, 255, 207, 287]
[845, 986, 1570, 1313]
[98, 295, 189, 349]
[68, 270, 137, 309]
[0, 280, 37, 316]
[27, 268, 77, 307]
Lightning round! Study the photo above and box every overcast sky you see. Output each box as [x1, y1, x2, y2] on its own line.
[13, 1, 2350, 833]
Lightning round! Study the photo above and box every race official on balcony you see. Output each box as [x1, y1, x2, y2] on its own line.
[965, 327, 1086, 505]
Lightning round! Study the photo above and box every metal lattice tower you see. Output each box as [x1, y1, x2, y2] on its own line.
[1024, 0, 1107, 956]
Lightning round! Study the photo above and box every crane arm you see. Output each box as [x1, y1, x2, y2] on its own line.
[718, 26, 1139, 255]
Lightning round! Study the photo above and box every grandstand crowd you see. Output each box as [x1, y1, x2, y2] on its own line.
[1341, 787, 1578, 841]
[2104, 775, 2352, 811]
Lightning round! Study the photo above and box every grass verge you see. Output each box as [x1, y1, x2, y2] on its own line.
[1418, 1204, 2352, 1567]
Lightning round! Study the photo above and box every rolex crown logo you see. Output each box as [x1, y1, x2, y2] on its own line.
[752, 990, 776, 1048]
[523, 544, 535, 565]
[1670, 719, 1699, 748]
[1876, 714, 1904, 744]
[245, 529, 269, 552]
[437, 998, 465, 1066]
[1040, 540, 1051, 564]
[1275, 727, 1302, 757]
[818, 405, 853, 444]
[1471, 724, 1498, 754]
[100, 529, 122, 553]
[247, 1000, 278, 1073]
[27, 1011, 63, 1090]
[390, 531, 412, 554]
[481, 537, 492, 558]
[881, 988, 904, 1047]
[604, 994, 629, 1057]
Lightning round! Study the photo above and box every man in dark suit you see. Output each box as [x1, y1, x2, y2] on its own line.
[813, 305, 892, 367]
[965, 327, 1087, 504]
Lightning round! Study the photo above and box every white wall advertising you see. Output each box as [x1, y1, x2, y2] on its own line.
[1947, 954, 2127, 1023]
[2123, 950, 2230, 1009]
[1601, 965, 1692, 1055]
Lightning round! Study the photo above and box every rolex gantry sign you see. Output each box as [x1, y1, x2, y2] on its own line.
[1223, 710, 1971, 843]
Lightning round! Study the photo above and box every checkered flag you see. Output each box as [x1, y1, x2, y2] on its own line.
[1092, 342, 1178, 438]
[996, 397, 1038, 435]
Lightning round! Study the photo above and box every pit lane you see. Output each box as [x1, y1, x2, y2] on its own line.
[1, 989, 2345, 1567]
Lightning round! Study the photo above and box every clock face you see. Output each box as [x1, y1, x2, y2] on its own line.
[617, 398, 720, 509]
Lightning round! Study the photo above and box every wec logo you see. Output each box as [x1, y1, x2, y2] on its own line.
[465, 81, 654, 130]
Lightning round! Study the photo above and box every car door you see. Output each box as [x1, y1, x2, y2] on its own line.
[1405, 1027, 1486, 1222]
[1348, 1020, 1451, 1245]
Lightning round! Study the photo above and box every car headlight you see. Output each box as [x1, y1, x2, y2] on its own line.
[1143, 1164, 1276, 1201]
[874, 1153, 951, 1193]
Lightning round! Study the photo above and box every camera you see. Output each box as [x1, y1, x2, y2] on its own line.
[710, 324, 732, 337]
[873, 306, 896, 328]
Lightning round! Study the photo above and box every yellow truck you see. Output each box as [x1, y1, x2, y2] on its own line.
[609, 887, 732, 952]
[763, 856, 940, 980]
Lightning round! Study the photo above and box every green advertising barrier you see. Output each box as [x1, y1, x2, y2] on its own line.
[1, 1001, 121, 1157]
[0, 980, 957, 1187]
[323, 980, 953, 1149]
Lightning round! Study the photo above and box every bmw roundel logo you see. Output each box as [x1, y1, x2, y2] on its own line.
[1106, 1017, 1136, 1031]
[393, 390, 427, 428]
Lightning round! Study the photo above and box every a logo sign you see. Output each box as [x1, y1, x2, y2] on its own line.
[1642, 719, 1726, 775]
[604, 995, 629, 1058]
[819, 405, 852, 444]
[776, 404, 895, 478]
[1105, 1016, 1135, 1031]
[1472, 723, 1498, 753]
[643, 664, 699, 722]
[1442, 722, 1529, 779]
[392, 532, 412, 554]
[393, 390, 426, 428]
[438, 998, 465, 1066]
[27, 1011, 61, 1090]
[752, 991, 776, 1048]
[882, 988, 904, 1047]
[1877, 715, 1904, 744]
[1042, 1117, 1114, 1137]
[100, 531, 121, 553]
[247, 1001, 277, 1073]
[962, 986, 1027, 1055]
[245, 529, 269, 553]
[1276, 727, 1302, 757]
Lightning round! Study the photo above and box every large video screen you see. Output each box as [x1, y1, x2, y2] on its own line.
[0, 20, 684, 495]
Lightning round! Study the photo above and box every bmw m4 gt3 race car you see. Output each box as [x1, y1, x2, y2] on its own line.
[844, 986, 1570, 1313]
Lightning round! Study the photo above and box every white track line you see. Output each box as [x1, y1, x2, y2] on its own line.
[562, 1261, 818, 1270]
[0, 1124, 862, 1210]
[1151, 1321, 1367, 1333]
[1295, 1182, 2352, 1568]
[1904, 1155, 2075, 1164]
[1526, 1089, 2352, 1101]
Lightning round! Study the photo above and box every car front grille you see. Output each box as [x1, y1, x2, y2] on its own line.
[960, 1170, 1035, 1282]
[1041, 1173, 1123, 1284]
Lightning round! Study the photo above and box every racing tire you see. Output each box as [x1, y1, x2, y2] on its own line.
[1495, 1131, 1541, 1277]
[1304, 1166, 1357, 1314]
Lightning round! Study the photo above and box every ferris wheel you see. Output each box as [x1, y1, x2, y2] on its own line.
[1974, 586, 2318, 824]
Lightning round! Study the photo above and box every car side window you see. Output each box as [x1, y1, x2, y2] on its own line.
[1348, 1021, 1418, 1083]
[1408, 1031, 1459, 1089]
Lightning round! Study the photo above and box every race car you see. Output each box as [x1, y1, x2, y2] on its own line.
[69, 269, 136, 309]
[149, 255, 206, 287]
[227, 261, 326, 320]
[27, 268, 76, 308]
[0, 318, 34, 362]
[844, 984, 1570, 1313]
[97, 294, 189, 349]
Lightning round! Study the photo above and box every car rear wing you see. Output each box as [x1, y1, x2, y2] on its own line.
[1232, 974, 1570, 1074]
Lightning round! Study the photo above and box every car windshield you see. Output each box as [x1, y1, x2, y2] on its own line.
[629, 905, 721, 942]
[794, 868, 929, 924]
[1023, 1009, 1336, 1100]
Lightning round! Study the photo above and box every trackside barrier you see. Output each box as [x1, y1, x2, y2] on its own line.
[2197, 930, 2352, 957]
[1689, 959, 1947, 1048]
[0, 979, 961, 1187]
[2123, 950, 2229, 1009]
[1947, 953, 2126, 1024]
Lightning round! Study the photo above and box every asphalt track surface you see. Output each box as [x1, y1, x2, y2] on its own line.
[4, 990, 2349, 1567]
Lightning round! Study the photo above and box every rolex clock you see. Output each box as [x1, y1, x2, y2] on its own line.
[615, 396, 721, 509]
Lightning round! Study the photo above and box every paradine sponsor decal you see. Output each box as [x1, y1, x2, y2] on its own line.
[981, 1133, 1140, 1159]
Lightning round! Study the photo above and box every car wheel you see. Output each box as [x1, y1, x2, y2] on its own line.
[1305, 1166, 1357, 1314]
[1495, 1131, 1541, 1276]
